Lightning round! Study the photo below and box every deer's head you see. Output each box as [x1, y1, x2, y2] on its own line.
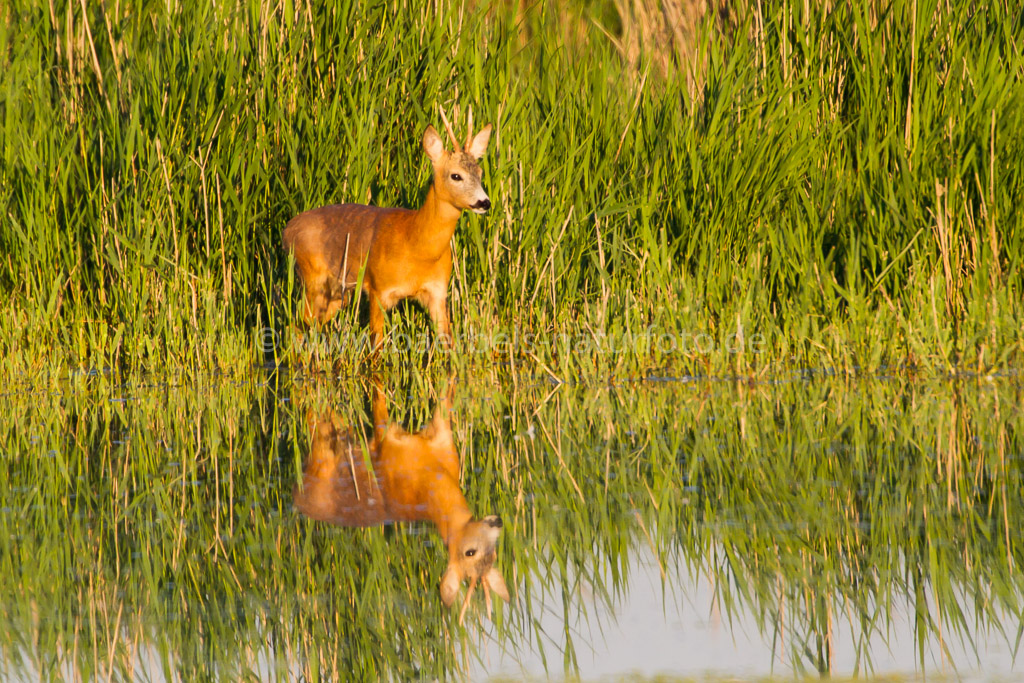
[441, 513, 510, 618]
[423, 108, 492, 215]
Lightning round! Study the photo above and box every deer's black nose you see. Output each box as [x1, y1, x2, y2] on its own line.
[473, 198, 491, 212]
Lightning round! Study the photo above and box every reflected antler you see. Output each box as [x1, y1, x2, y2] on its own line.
[458, 576, 478, 625]
[438, 106, 461, 151]
[455, 566, 506, 623]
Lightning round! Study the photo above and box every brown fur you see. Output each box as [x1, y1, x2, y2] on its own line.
[283, 116, 493, 350]
[293, 381, 510, 613]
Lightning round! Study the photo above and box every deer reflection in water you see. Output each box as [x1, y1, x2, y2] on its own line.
[294, 381, 509, 622]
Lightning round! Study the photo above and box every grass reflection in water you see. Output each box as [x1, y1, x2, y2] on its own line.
[0, 371, 1021, 680]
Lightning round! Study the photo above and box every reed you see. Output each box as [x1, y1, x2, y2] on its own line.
[0, 0, 1021, 379]
[0, 369, 1021, 678]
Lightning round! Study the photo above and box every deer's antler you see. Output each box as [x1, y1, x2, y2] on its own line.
[464, 107, 474, 149]
[438, 106, 461, 151]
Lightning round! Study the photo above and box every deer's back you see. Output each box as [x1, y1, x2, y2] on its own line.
[284, 203, 410, 288]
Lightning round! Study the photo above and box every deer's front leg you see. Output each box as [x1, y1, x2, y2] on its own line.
[424, 292, 452, 350]
[368, 294, 386, 353]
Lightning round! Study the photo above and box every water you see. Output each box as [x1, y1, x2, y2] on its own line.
[1, 371, 1021, 680]
[475, 547, 1020, 679]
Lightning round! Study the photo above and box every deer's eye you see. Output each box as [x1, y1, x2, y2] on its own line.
[450, 173, 462, 182]
[464, 549, 476, 557]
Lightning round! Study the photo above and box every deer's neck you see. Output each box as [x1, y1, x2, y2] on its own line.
[411, 185, 462, 258]
[424, 471, 473, 546]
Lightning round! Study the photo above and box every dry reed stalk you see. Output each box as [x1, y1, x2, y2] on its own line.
[612, 0, 735, 97]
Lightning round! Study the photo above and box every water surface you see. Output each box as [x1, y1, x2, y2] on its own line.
[1, 371, 1021, 680]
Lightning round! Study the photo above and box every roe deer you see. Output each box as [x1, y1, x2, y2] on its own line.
[282, 109, 493, 350]
[293, 381, 510, 620]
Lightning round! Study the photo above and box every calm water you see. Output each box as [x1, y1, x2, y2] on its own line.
[1, 371, 1022, 680]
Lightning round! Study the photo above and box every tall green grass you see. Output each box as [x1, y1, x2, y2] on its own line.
[1, 0, 1022, 378]
[1, 371, 1021, 678]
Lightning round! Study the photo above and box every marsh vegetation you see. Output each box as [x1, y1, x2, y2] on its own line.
[1, 0, 1021, 376]
[1, 371, 1022, 679]
[2, 1, 1023, 679]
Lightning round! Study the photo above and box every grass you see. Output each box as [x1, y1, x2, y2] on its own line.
[2, 1, 1023, 678]
[0, 370, 1021, 679]
[0, 0, 1021, 379]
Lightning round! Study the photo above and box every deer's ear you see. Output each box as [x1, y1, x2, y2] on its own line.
[440, 565, 461, 607]
[423, 125, 446, 163]
[466, 124, 492, 160]
[483, 567, 510, 603]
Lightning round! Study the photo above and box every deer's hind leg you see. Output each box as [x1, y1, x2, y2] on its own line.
[322, 283, 353, 321]
[302, 276, 333, 325]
